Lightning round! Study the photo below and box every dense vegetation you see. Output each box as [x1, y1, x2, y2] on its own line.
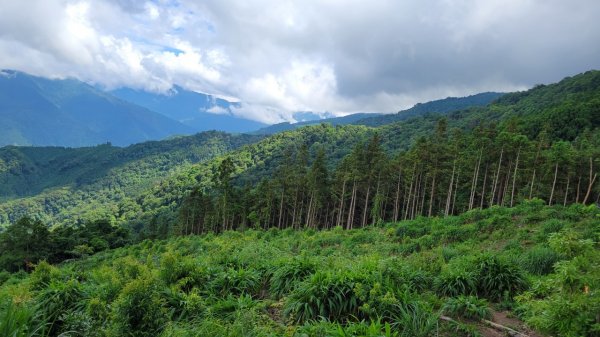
[0, 70, 599, 336]
[0, 131, 262, 226]
[0, 202, 598, 336]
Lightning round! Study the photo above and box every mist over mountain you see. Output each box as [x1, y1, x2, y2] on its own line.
[111, 87, 267, 133]
[253, 92, 503, 135]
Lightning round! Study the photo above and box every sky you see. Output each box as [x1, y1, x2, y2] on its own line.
[1, 0, 600, 124]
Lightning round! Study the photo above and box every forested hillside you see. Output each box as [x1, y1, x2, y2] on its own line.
[0, 71, 598, 234]
[0, 70, 599, 337]
[0, 132, 262, 226]
[134, 70, 600, 237]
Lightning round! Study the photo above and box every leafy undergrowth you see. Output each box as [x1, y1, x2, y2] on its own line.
[0, 200, 598, 336]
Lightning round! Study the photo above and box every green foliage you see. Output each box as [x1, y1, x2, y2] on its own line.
[473, 254, 528, 301]
[389, 301, 439, 337]
[0, 218, 129, 272]
[520, 245, 561, 275]
[111, 277, 170, 337]
[435, 268, 477, 298]
[284, 271, 359, 323]
[295, 318, 399, 337]
[0, 202, 598, 336]
[442, 296, 491, 320]
[0, 302, 50, 337]
[211, 267, 262, 297]
[270, 257, 317, 298]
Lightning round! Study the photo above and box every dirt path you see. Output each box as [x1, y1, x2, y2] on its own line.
[478, 311, 545, 337]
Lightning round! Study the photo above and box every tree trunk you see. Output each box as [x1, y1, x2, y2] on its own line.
[393, 169, 402, 222]
[404, 163, 417, 220]
[278, 189, 284, 229]
[412, 172, 421, 219]
[549, 162, 558, 205]
[362, 183, 371, 227]
[291, 191, 297, 229]
[347, 179, 357, 229]
[529, 143, 541, 199]
[564, 176, 570, 206]
[510, 147, 521, 207]
[469, 150, 482, 210]
[583, 157, 598, 205]
[445, 160, 456, 216]
[428, 171, 437, 217]
[452, 169, 460, 215]
[480, 163, 489, 209]
[307, 192, 314, 228]
[410, 171, 419, 220]
[501, 161, 512, 207]
[419, 176, 427, 216]
[337, 178, 347, 228]
[490, 147, 504, 206]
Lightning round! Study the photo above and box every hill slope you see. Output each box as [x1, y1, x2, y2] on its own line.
[0, 131, 263, 226]
[0, 202, 597, 336]
[0, 70, 194, 147]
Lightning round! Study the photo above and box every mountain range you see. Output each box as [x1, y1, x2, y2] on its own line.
[0, 70, 511, 147]
[0, 70, 193, 147]
[252, 92, 504, 134]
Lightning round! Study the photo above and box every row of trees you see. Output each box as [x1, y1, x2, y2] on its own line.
[178, 120, 599, 235]
[0, 217, 129, 272]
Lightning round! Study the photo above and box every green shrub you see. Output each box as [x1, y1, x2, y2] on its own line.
[295, 318, 398, 337]
[548, 230, 594, 258]
[270, 258, 316, 298]
[442, 296, 491, 320]
[284, 271, 359, 323]
[111, 277, 169, 337]
[36, 278, 86, 336]
[518, 292, 600, 337]
[378, 260, 432, 293]
[211, 267, 262, 297]
[434, 269, 476, 297]
[476, 212, 511, 232]
[389, 301, 438, 337]
[0, 271, 10, 286]
[520, 246, 560, 275]
[473, 255, 528, 301]
[29, 261, 60, 290]
[441, 246, 460, 262]
[0, 302, 50, 337]
[395, 221, 430, 239]
[541, 219, 565, 236]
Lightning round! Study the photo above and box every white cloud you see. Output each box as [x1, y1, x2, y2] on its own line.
[206, 106, 229, 115]
[0, 0, 599, 123]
